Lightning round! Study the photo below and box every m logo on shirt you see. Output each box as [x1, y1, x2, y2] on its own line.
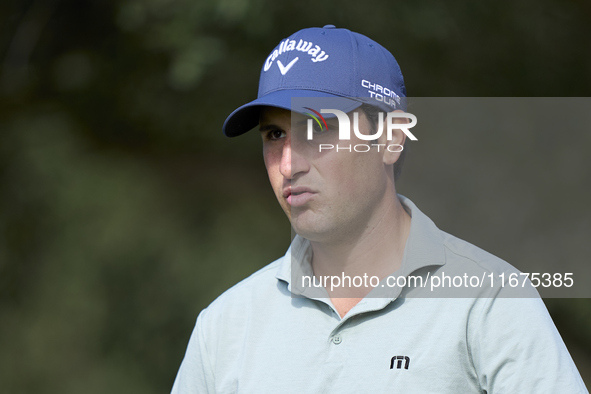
[390, 356, 410, 370]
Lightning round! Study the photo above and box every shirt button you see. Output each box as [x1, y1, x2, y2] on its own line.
[332, 335, 342, 344]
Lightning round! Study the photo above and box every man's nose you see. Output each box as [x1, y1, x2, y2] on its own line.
[279, 135, 308, 179]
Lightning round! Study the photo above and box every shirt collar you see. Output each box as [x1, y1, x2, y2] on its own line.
[275, 195, 447, 297]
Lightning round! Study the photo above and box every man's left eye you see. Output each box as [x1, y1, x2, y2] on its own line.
[312, 122, 325, 133]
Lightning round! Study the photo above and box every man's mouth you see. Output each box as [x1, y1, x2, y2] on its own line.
[283, 186, 316, 207]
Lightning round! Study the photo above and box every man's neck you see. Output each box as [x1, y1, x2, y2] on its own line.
[309, 192, 411, 304]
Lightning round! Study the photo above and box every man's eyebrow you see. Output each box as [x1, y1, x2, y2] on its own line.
[259, 124, 281, 132]
[259, 118, 316, 132]
[293, 118, 308, 126]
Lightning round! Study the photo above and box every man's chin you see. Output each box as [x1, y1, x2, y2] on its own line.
[289, 219, 332, 243]
[282, 204, 308, 223]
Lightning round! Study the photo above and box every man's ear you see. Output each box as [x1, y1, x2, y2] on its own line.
[381, 109, 407, 166]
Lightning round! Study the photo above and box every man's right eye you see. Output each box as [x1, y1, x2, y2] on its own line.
[267, 129, 286, 140]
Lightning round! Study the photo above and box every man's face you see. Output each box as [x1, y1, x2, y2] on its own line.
[259, 106, 404, 243]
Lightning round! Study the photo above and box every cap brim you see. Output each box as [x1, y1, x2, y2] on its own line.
[222, 89, 363, 137]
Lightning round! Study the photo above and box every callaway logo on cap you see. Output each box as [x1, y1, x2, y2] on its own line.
[223, 25, 406, 137]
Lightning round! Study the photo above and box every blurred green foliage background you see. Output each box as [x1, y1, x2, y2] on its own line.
[1, 0, 590, 392]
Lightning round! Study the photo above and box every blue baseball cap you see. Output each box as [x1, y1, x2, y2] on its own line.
[222, 25, 407, 137]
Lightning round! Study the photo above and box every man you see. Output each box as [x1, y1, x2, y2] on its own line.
[172, 25, 587, 393]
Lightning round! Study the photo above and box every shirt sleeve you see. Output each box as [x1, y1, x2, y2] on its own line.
[171, 309, 216, 394]
[469, 294, 588, 393]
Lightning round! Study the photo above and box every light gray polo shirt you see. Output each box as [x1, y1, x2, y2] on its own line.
[172, 196, 587, 393]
